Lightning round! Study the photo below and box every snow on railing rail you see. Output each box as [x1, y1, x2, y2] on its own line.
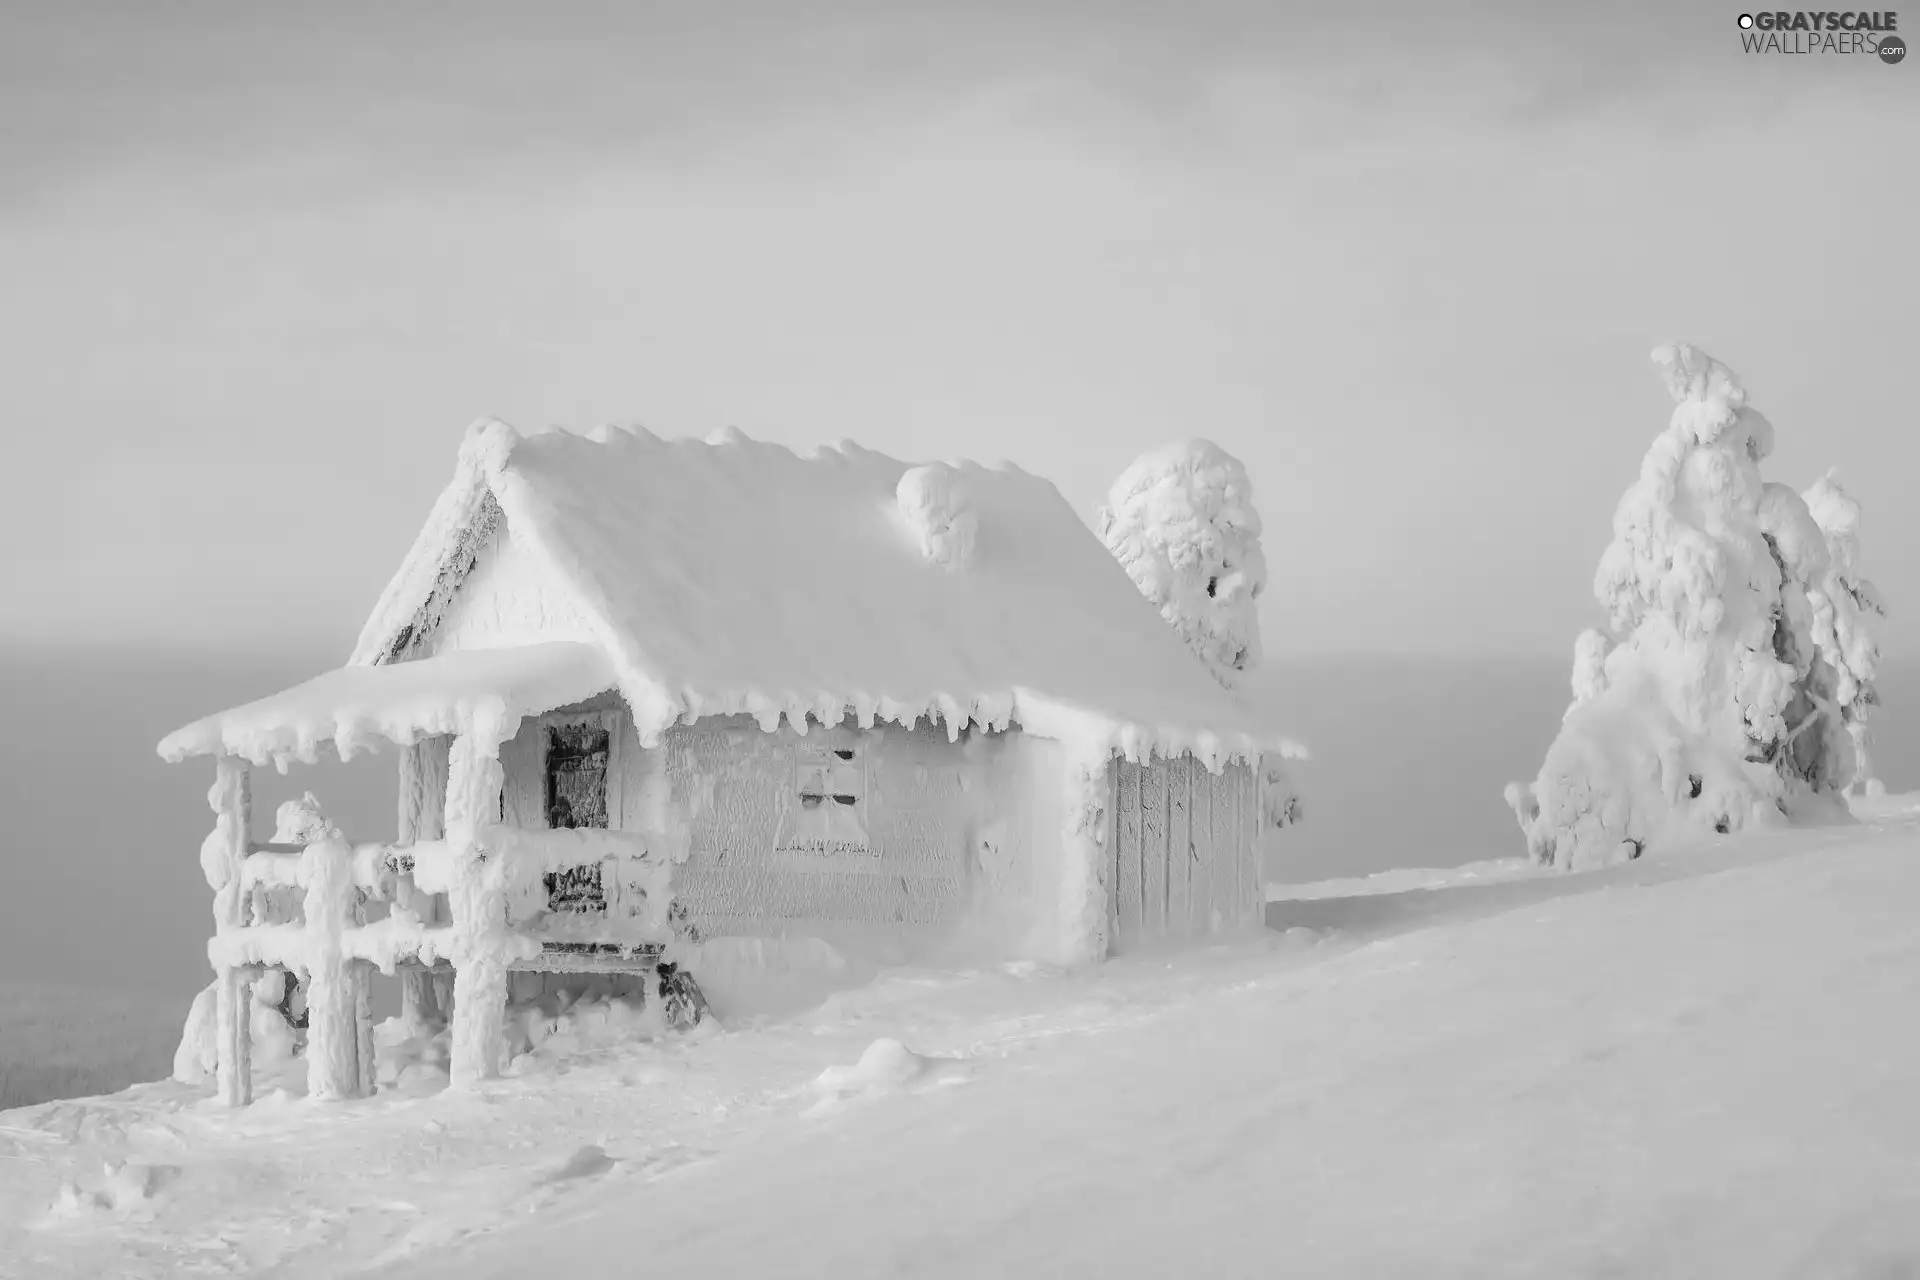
[240, 849, 303, 893]
[243, 840, 425, 900]
[238, 829, 679, 928]
[218, 826, 686, 1085]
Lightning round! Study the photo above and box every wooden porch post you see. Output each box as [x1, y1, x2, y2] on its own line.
[300, 832, 361, 1101]
[396, 739, 449, 1032]
[445, 728, 509, 1088]
[209, 755, 253, 1108]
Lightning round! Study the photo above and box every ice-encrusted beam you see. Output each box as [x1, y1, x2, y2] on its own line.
[208, 755, 253, 1108]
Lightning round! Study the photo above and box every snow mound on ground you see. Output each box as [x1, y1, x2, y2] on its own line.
[1506, 344, 1859, 870]
[169, 985, 218, 1084]
[675, 935, 857, 1021]
[813, 1038, 931, 1096]
[1097, 439, 1267, 687]
[171, 970, 301, 1087]
[808, 1038, 966, 1114]
[502, 989, 670, 1069]
[372, 1016, 451, 1092]
[45, 1161, 178, 1222]
[541, 1145, 616, 1184]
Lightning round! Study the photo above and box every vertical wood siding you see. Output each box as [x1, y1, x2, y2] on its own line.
[1106, 754, 1259, 952]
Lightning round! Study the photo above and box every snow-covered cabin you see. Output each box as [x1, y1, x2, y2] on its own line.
[159, 422, 1300, 1105]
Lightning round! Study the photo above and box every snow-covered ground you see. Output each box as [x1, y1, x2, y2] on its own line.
[5, 800, 1919, 1278]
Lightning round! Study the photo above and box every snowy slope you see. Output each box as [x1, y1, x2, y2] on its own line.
[5, 806, 1919, 1278]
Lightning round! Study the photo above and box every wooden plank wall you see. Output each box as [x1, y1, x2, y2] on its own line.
[1106, 754, 1259, 952]
[663, 715, 976, 937]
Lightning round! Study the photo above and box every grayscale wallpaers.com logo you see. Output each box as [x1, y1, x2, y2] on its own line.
[1738, 11, 1906, 60]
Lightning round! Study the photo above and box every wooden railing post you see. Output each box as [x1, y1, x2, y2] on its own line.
[301, 834, 360, 1100]
[207, 755, 253, 1107]
[396, 739, 448, 1032]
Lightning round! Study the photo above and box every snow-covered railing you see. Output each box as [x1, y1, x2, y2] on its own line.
[211, 832, 467, 1101]
[489, 826, 680, 936]
[424, 825, 690, 987]
[206, 802, 689, 1102]
[240, 848, 303, 893]
[226, 828, 680, 957]
[241, 840, 429, 901]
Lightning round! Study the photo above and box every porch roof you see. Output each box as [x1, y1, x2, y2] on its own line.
[157, 642, 617, 768]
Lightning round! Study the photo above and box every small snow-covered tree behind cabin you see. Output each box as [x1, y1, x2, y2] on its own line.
[1097, 439, 1299, 829]
[1802, 471, 1887, 794]
[1098, 440, 1267, 687]
[1505, 343, 1877, 870]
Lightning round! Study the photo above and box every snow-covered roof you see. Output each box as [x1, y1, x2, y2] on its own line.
[158, 642, 616, 767]
[344, 421, 1298, 766]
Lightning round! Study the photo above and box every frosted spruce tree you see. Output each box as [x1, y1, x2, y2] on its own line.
[1098, 439, 1299, 829]
[1505, 344, 1866, 869]
[1802, 472, 1887, 794]
[1099, 440, 1268, 687]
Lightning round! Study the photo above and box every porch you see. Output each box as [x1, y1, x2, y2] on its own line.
[159, 643, 697, 1106]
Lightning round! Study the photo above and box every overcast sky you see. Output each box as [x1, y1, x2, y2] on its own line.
[3, 0, 1914, 661]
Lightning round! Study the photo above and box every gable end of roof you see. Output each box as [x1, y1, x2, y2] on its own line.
[378, 489, 504, 664]
[350, 420, 520, 667]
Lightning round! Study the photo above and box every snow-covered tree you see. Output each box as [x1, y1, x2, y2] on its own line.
[1097, 440, 1268, 688]
[1802, 472, 1887, 794]
[1099, 439, 1298, 830]
[1505, 344, 1863, 870]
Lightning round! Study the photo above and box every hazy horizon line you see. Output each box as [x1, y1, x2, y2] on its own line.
[4, 635, 1914, 671]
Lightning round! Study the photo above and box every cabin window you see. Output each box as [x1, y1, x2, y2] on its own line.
[784, 741, 868, 853]
[546, 723, 610, 829]
[544, 721, 611, 912]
